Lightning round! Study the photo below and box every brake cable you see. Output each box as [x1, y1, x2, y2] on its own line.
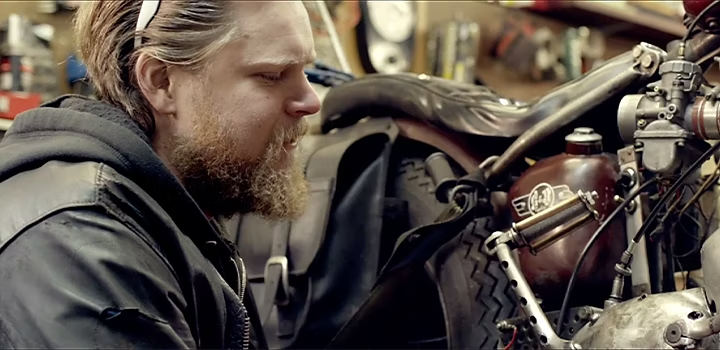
[555, 178, 657, 335]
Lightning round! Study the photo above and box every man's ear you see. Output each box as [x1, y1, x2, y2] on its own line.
[135, 54, 177, 118]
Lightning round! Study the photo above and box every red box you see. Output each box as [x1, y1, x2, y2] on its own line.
[0, 91, 42, 120]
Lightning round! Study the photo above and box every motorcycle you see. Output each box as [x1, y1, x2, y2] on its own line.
[307, 0, 720, 348]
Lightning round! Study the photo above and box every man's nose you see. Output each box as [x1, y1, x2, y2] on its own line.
[287, 80, 322, 119]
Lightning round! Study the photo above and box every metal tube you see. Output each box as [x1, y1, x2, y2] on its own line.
[668, 32, 720, 70]
[514, 195, 582, 232]
[530, 211, 593, 253]
[314, 0, 351, 73]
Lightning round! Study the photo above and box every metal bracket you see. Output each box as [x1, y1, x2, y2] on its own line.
[665, 313, 720, 349]
[617, 145, 651, 297]
[498, 306, 603, 348]
[264, 256, 291, 306]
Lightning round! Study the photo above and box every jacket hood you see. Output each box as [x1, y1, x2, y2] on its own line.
[0, 94, 235, 259]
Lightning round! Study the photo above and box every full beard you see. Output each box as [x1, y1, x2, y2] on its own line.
[169, 108, 309, 221]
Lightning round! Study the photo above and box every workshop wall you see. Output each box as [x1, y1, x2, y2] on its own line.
[336, 1, 720, 101]
[422, 2, 639, 101]
[0, 2, 76, 95]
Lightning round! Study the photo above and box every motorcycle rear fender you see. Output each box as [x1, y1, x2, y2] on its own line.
[392, 117, 487, 173]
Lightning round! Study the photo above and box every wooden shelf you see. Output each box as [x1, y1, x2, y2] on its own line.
[527, 1, 687, 46]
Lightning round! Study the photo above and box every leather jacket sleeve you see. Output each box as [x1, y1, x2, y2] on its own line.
[0, 208, 197, 349]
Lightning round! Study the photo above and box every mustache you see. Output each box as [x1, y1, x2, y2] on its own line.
[273, 119, 309, 145]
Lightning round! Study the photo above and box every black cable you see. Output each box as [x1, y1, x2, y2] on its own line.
[675, 211, 705, 259]
[632, 141, 720, 246]
[683, 0, 720, 44]
[657, 165, 720, 234]
[555, 178, 658, 335]
[663, 229, 677, 292]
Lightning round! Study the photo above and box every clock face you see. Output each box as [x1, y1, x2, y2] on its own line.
[369, 41, 410, 73]
[367, 1, 416, 43]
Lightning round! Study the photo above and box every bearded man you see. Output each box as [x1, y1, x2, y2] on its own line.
[0, 1, 320, 349]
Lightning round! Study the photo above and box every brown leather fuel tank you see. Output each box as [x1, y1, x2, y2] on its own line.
[508, 127, 626, 310]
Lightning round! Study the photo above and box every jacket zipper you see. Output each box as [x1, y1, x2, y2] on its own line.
[237, 257, 251, 350]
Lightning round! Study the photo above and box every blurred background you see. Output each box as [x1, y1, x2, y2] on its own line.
[0, 1, 711, 126]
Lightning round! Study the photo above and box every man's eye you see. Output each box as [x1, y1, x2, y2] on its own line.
[259, 73, 282, 83]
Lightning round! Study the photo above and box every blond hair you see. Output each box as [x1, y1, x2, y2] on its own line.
[73, 1, 239, 134]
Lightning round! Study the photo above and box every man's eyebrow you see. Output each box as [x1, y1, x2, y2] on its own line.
[245, 53, 317, 68]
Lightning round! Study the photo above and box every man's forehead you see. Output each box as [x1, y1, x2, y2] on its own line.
[227, 2, 315, 67]
[230, 1, 310, 33]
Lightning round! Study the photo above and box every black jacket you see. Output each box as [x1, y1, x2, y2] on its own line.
[0, 95, 259, 349]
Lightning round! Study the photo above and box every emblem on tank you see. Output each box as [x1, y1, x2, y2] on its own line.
[512, 182, 575, 217]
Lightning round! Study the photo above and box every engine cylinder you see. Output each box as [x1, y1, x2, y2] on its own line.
[688, 97, 720, 140]
[507, 127, 626, 310]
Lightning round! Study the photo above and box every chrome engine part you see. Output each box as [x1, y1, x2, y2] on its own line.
[617, 56, 706, 175]
[573, 288, 718, 349]
[616, 43, 720, 176]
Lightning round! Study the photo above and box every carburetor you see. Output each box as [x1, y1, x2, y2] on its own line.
[617, 47, 720, 175]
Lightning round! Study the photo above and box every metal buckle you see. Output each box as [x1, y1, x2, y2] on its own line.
[264, 256, 290, 306]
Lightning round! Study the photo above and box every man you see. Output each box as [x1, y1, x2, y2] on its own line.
[0, 1, 320, 349]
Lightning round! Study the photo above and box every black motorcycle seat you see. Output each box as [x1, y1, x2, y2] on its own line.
[319, 73, 562, 137]
[320, 52, 636, 138]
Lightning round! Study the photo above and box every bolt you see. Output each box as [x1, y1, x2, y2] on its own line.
[614, 195, 624, 204]
[637, 119, 647, 127]
[641, 54, 653, 68]
[625, 198, 637, 213]
[633, 46, 643, 58]
[496, 321, 513, 331]
[620, 168, 637, 188]
[570, 342, 583, 350]
[665, 324, 683, 344]
[577, 307, 592, 320]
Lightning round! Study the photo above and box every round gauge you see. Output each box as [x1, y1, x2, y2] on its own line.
[367, 1, 416, 43]
[368, 41, 409, 74]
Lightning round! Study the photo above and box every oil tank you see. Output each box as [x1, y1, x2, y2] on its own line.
[507, 127, 626, 310]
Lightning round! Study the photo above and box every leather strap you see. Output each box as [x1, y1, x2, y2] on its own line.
[260, 221, 292, 325]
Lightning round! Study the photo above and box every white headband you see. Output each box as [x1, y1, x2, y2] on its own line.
[134, 0, 161, 49]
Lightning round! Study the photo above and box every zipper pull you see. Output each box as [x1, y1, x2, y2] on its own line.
[234, 257, 248, 303]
